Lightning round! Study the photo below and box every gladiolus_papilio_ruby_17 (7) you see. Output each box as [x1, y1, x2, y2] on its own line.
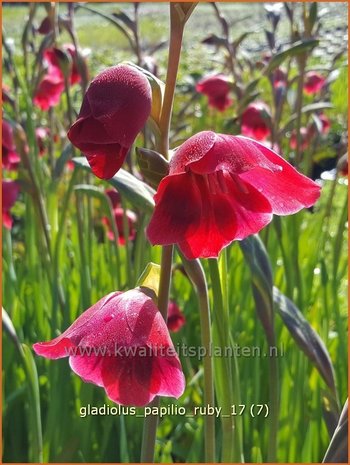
[33, 288, 185, 407]
[68, 64, 152, 180]
[147, 131, 321, 259]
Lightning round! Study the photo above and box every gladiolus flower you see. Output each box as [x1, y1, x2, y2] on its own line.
[308, 113, 331, 139]
[167, 301, 186, 332]
[147, 131, 321, 259]
[33, 289, 185, 406]
[103, 208, 137, 245]
[303, 72, 325, 95]
[2, 120, 20, 170]
[2, 179, 19, 229]
[241, 102, 271, 141]
[196, 74, 232, 111]
[68, 64, 152, 179]
[33, 68, 65, 111]
[33, 45, 82, 111]
[290, 127, 310, 150]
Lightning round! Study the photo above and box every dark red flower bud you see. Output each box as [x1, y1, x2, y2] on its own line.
[241, 102, 271, 141]
[303, 71, 325, 95]
[167, 301, 186, 332]
[147, 131, 321, 259]
[196, 74, 232, 112]
[37, 16, 53, 35]
[33, 289, 185, 406]
[68, 64, 152, 179]
[2, 179, 19, 229]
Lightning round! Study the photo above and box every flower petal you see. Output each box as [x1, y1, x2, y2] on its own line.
[239, 140, 321, 214]
[146, 173, 202, 246]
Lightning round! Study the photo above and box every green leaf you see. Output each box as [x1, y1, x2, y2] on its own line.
[73, 157, 155, 212]
[264, 39, 319, 74]
[273, 287, 337, 395]
[323, 399, 348, 463]
[239, 235, 274, 343]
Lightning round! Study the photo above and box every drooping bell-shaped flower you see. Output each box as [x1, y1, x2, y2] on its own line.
[33, 288, 185, 407]
[303, 71, 325, 95]
[196, 74, 232, 112]
[241, 102, 271, 141]
[147, 131, 321, 259]
[68, 64, 152, 179]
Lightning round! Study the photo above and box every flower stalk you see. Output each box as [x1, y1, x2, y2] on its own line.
[140, 3, 195, 461]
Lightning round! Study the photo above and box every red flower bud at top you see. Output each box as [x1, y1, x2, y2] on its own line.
[33, 289, 185, 407]
[167, 301, 186, 332]
[2, 179, 19, 229]
[241, 102, 271, 141]
[196, 74, 232, 112]
[68, 64, 152, 179]
[290, 127, 310, 150]
[2, 120, 20, 170]
[147, 131, 321, 259]
[37, 16, 53, 35]
[303, 71, 326, 95]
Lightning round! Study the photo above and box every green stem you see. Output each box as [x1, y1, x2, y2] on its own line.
[180, 254, 215, 462]
[141, 3, 192, 461]
[208, 258, 238, 462]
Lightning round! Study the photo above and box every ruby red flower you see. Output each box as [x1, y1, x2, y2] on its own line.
[2, 120, 20, 170]
[68, 64, 152, 179]
[290, 127, 310, 150]
[33, 288, 185, 406]
[147, 131, 321, 259]
[2, 179, 19, 229]
[303, 71, 325, 95]
[33, 45, 82, 111]
[196, 74, 232, 111]
[103, 208, 137, 245]
[167, 301, 186, 332]
[33, 68, 65, 111]
[241, 102, 271, 141]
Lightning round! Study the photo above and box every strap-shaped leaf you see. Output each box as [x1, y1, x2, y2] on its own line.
[240, 235, 274, 343]
[273, 287, 337, 395]
[264, 39, 319, 74]
[73, 157, 155, 212]
[323, 399, 348, 463]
